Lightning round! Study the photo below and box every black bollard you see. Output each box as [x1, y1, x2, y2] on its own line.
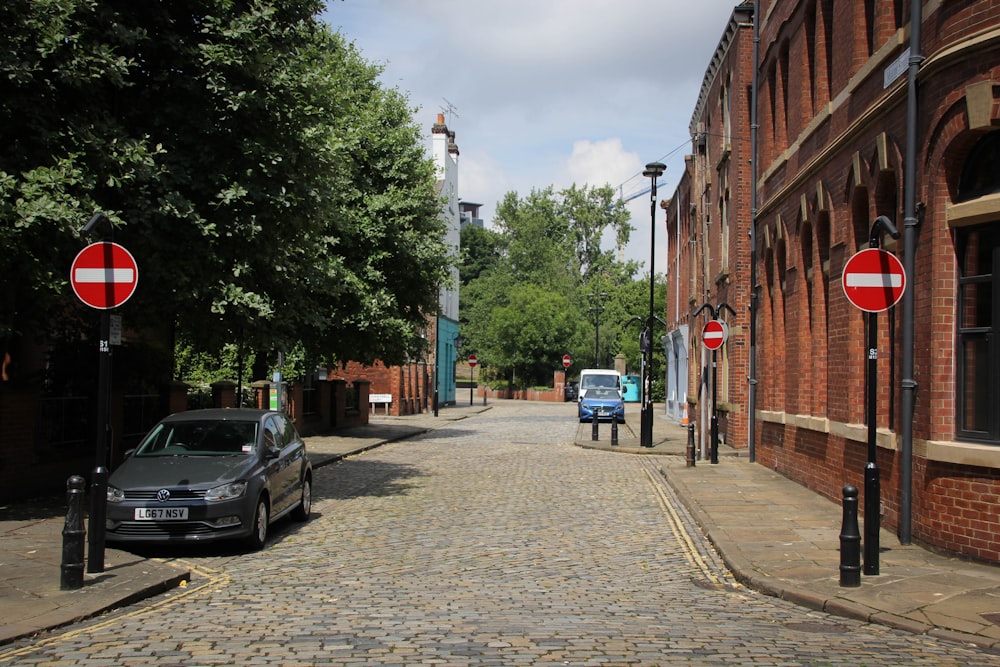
[61, 475, 86, 590]
[839, 485, 862, 587]
[591, 417, 599, 441]
[686, 423, 696, 467]
[611, 420, 618, 446]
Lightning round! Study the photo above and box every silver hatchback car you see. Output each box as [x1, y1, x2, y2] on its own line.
[106, 408, 312, 550]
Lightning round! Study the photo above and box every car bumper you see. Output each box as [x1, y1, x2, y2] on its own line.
[578, 405, 625, 422]
[105, 499, 254, 543]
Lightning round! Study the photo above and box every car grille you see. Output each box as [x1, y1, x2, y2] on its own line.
[109, 521, 224, 537]
[125, 489, 207, 501]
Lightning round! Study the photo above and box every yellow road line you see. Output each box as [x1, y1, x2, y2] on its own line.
[0, 559, 229, 662]
[641, 463, 722, 585]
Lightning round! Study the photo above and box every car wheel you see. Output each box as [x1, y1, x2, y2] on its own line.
[292, 475, 312, 522]
[245, 497, 269, 551]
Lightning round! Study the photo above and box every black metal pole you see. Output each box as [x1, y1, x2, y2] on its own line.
[470, 364, 474, 406]
[864, 308, 880, 576]
[433, 318, 440, 417]
[641, 162, 665, 448]
[686, 422, 696, 467]
[87, 308, 110, 574]
[748, 0, 761, 464]
[710, 348, 719, 464]
[594, 298, 600, 368]
[860, 218, 898, 575]
[899, 0, 924, 546]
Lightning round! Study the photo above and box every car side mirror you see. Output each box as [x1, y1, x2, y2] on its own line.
[264, 447, 281, 460]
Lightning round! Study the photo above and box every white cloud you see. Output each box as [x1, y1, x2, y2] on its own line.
[325, 0, 740, 269]
[563, 139, 641, 193]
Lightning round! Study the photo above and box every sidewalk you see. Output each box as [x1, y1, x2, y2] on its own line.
[3, 402, 1000, 650]
[582, 410, 1000, 649]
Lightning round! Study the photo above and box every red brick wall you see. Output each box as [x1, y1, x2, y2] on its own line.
[340, 360, 430, 416]
[753, 0, 1000, 562]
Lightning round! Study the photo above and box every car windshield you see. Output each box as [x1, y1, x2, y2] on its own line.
[588, 388, 620, 400]
[134, 420, 259, 457]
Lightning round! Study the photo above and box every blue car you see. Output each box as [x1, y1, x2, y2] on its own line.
[578, 387, 625, 423]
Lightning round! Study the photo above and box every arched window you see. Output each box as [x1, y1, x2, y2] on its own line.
[958, 132, 1000, 201]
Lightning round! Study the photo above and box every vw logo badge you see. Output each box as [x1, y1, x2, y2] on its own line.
[156, 489, 171, 502]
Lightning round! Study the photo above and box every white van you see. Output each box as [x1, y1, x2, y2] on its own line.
[577, 369, 623, 402]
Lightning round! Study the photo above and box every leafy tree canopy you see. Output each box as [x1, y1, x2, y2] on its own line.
[461, 184, 668, 388]
[1, 0, 449, 385]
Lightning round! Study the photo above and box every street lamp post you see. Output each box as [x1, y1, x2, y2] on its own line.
[454, 334, 464, 406]
[588, 292, 608, 368]
[641, 162, 665, 448]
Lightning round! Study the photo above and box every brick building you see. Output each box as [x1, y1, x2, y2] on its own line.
[670, 0, 1000, 562]
[663, 4, 755, 457]
[754, 0, 1000, 562]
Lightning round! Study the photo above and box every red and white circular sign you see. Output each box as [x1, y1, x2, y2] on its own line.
[468, 354, 478, 368]
[702, 319, 728, 351]
[842, 248, 906, 313]
[70, 242, 138, 310]
[562, 354, 571, 368]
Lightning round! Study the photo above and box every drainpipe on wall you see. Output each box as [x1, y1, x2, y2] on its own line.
[899, 0, 924, 546]
[748, 0, 760, 462]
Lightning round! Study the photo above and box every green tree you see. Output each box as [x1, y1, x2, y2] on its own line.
[558, 184, 634, 282]
[1, 0, 448, 386]
[480, 283, 581, 386]
[459, 224, 504, 286]
[460, 185, 637, 386]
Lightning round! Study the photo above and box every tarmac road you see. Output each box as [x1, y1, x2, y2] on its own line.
[3, 401, 1000, 665]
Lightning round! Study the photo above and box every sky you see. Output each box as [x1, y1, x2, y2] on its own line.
[322, 1, 743, 272]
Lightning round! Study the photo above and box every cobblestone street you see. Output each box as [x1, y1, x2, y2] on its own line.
[4, 402, 999, 666]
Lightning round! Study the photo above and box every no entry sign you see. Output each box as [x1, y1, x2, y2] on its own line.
[562, 354, 571, 368]
[842, 248, 905, 312]
[468, 354, 478, 368]
[70, 242, 138, 310]
[702, 319, 728, 350]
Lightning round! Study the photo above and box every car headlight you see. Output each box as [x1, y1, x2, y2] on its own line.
[107, 485, 125, 503]
[205, 480, 248, 502]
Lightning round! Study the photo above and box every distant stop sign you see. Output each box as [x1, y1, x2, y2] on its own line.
[70, 242, 138, 310]
[562, 354, 571, 368]
[468, 354, 478, 368]
[842, 248, 906, 313]
[702, 319, 728, 350]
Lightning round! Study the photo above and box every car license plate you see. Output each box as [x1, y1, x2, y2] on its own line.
[134, 507, 188, 520]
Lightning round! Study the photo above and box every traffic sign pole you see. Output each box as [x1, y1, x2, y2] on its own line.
[71, 239, 140, 574]
[88, 310, 111, 574]
[702, 320, 729, 464]
[694, 305, 736, 464]
[846, 216, 901, 578]
[864, 306, 880, 576]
